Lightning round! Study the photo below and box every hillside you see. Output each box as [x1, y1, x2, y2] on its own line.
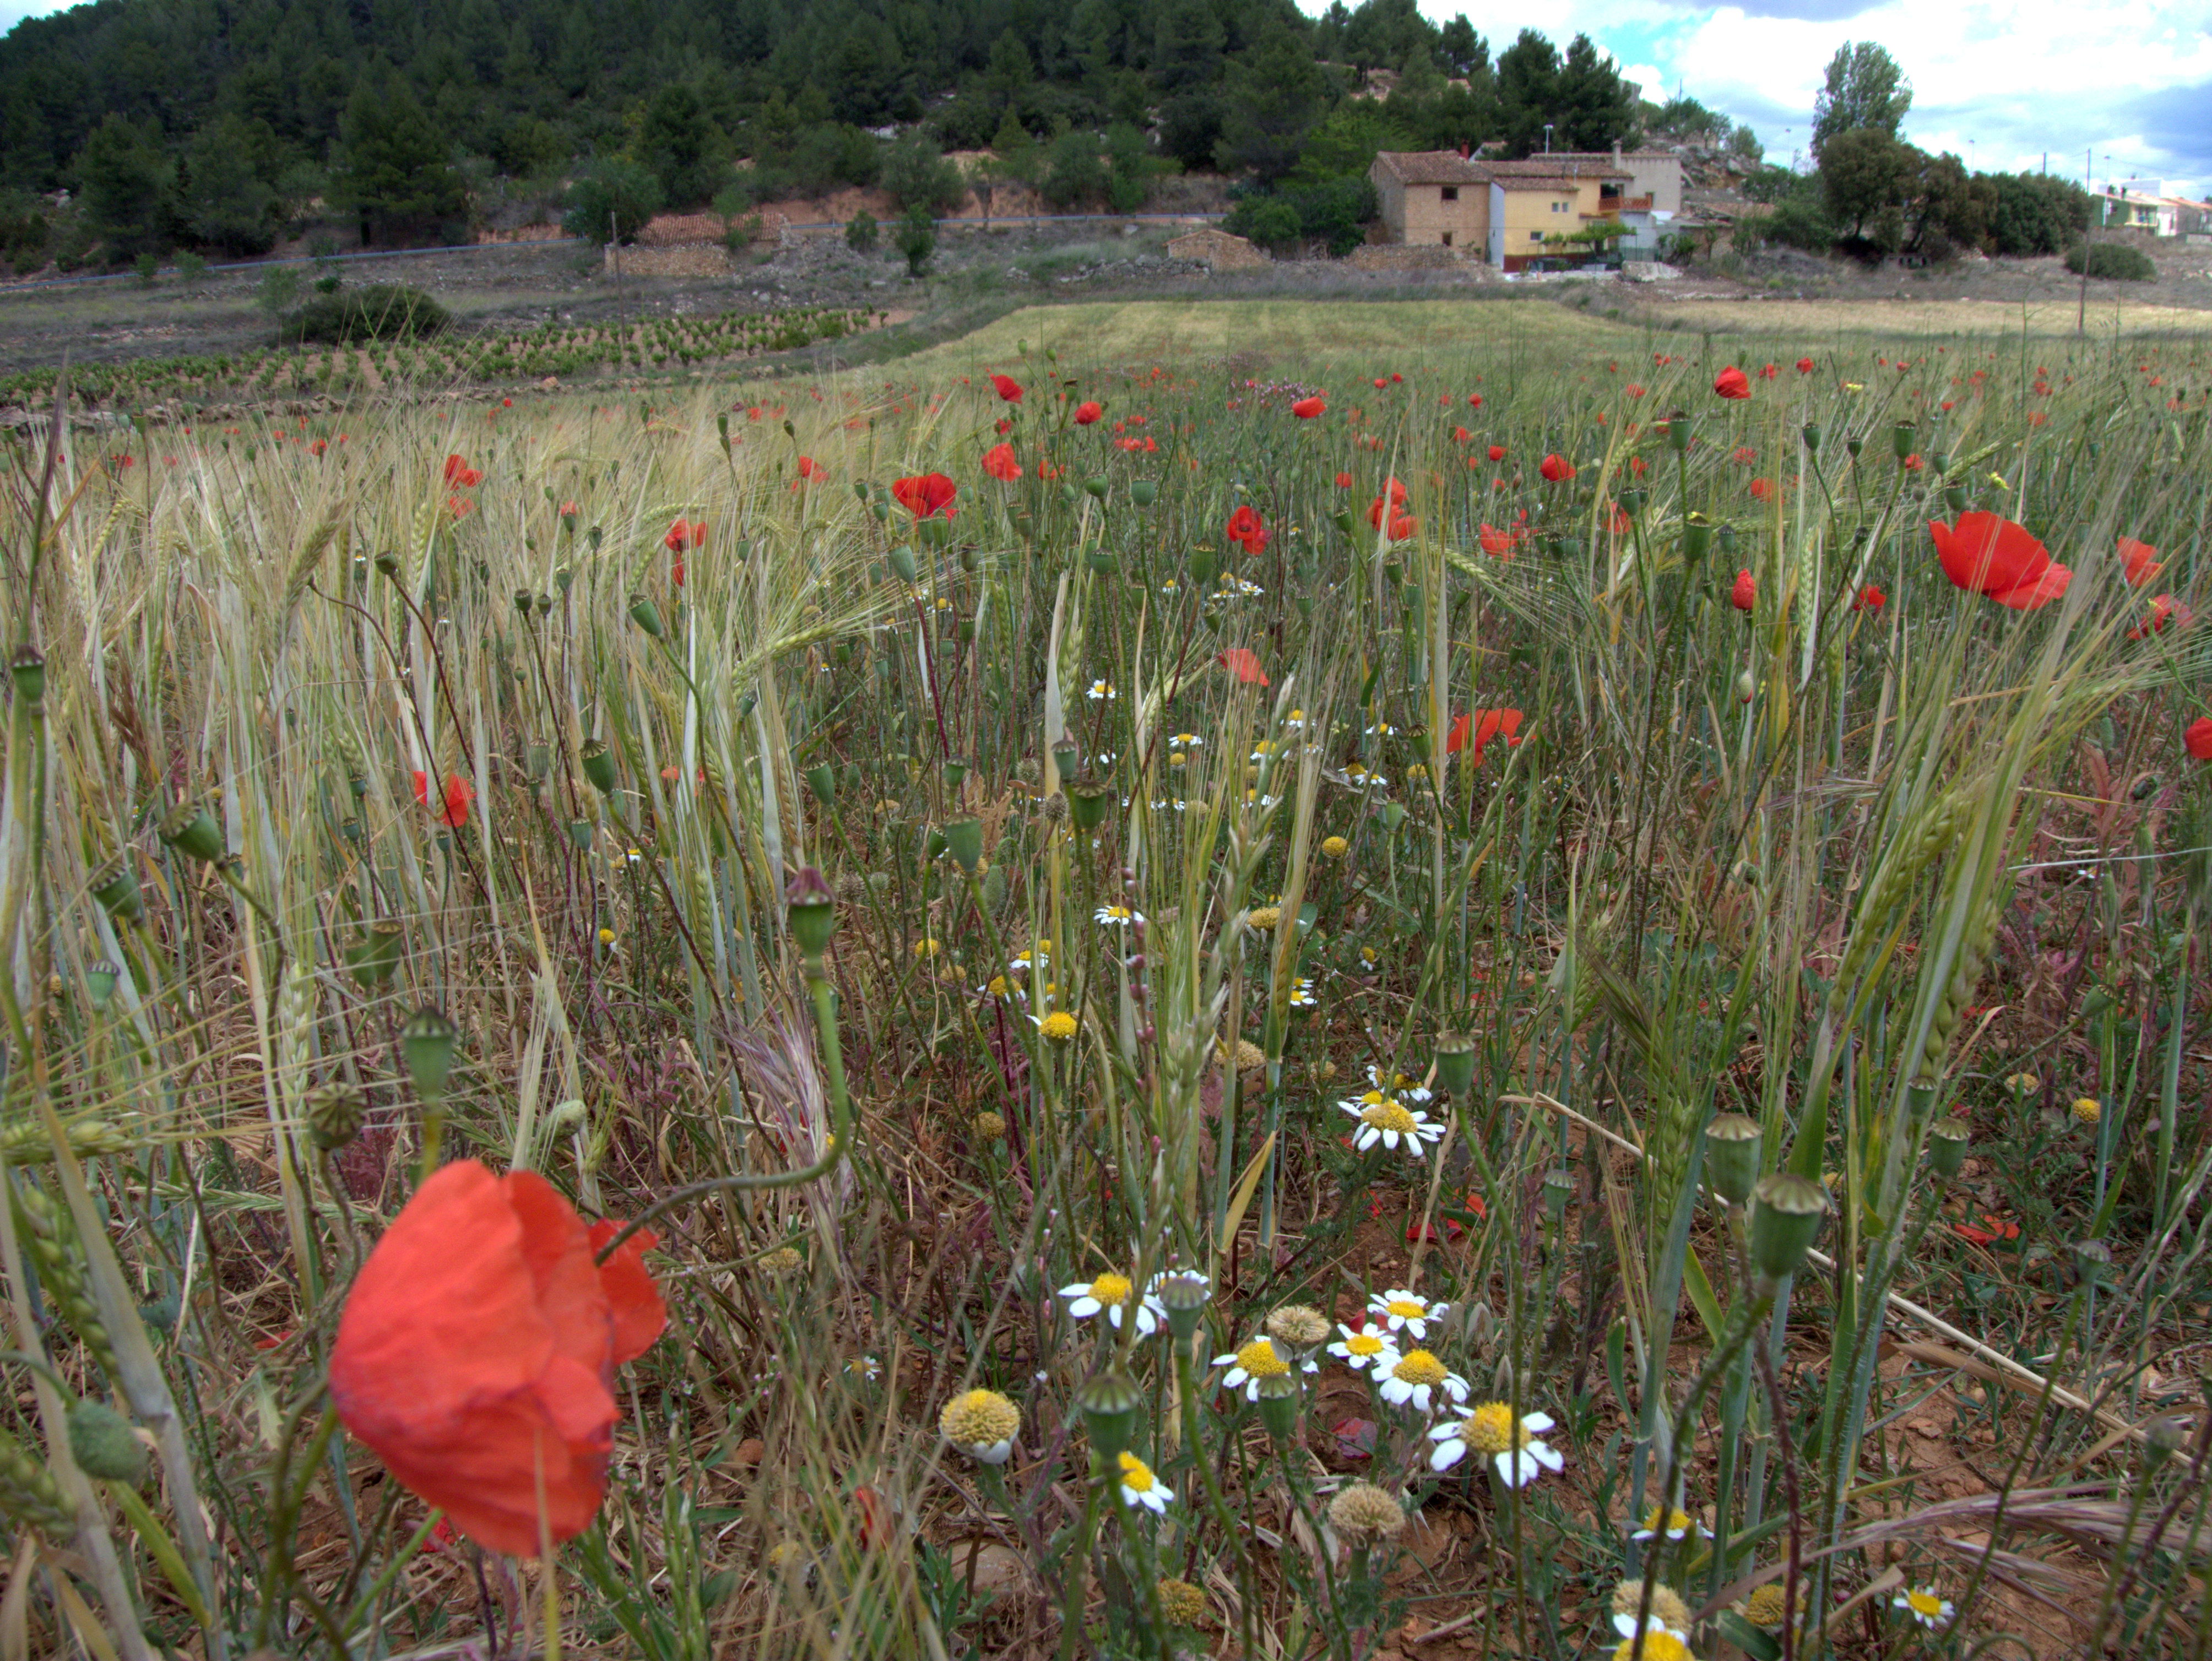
[0, 0, 1736, 273]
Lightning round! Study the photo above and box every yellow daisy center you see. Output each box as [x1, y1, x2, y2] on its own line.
[1644, 1506, 1694, 1535]
[1392, 1350, 1446, 1387]
[1235, 1339, 1289, 1377]
[1117, 1451, 1154, 1492]
[1385, 1297, 1425, 1319]
[1610, 1635, 1691, 1661]
[2072, 1097, 2101, 1123]
[1459, 1401, 1524, 1456]
[1343, 1332, 1384, 1356]
[1906, 1590, 1944, 1618]
[986, 975, 1010, 997]
[1088, 1272, 1132, 1307]
[1040, 1011, 1078, 1041]
[1363, 1101, 1418, 1135]
[1169, 752, 1188, 766]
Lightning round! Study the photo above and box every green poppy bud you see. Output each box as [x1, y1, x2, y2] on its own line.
[566, 818, 594, 850]
[1616, 488, 1645, 520]
[1704, 1113, 1764, 1206]
[1434, 1033, 1476, 1098]
[90, 860, 145, 925]
[347, 918, 405, 990]
[627, 593, 665, 638]
[1256, 1370, 1300, 1442]
[1085, 475, 1109, 501]
[400, 1007, 460, 1101]
[373, 550, 400, 578]
[68, 1399, 147, 1485]
[1077, 1371, 1143, 1461]
[1749, 1174, 1828, 1282]
[805, 765, 837, 807]
[944, 817, 983, 873]
[1131, 480, 1157, 507]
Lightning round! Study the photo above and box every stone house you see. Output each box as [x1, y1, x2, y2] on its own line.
[1167, 227, 1268, 270]
[1369, 150, 1637, 272]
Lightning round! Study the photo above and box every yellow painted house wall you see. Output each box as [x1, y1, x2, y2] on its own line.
[1495, 189, 1578, 263]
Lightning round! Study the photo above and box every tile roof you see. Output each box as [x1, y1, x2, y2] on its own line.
[1370, 151, 1489, 186]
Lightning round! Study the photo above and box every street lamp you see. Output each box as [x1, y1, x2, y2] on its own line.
[1543, 123, 1554, 155]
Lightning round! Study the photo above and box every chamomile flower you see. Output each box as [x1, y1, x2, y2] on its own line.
[1609, 1582, 1693, 1643]
[1344, 763, 1389, 791]
[1339, 1093, 1445, 1158]
[1009, 940, 1051, 972]
[1365, 1063, 1433, 1104]
[1429, 1401, 1563, 1485]
[1094, 904, 1143, 926]
[1213, 1336, 1309, 1401]
[1059, 1271, 1162, 1334]
[1118, 1451, 1173, 1513]
[939, 1389, 1021, 1465]
[1630, 1506, 1710, 1544]
[1364, 721, 1398, 737]
[1376, 1348, 1469, 1414]
[1607, 1632, 1694, 1661]
[1288, 976, 1318, 1008]
[1320, 835, 1349, 858]
[1368, 1288, 1447, 1341]
[1327, 1322, 1398, 1373]
[1087, 680, 1117, 701]
[1168, 732, 1202, 752]
[1284, 708, 1307, 730]
[1893, 1587, 1953, 1629]
[1034, 1010, 1079, 1042]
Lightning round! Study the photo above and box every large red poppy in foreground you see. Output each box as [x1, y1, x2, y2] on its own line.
[1929, 513, 2072, 610]
[330, 1161, 665, 1556]
[892, 473, 958, 519]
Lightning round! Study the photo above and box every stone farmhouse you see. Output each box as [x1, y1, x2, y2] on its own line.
[1368, 145, 1683, 272]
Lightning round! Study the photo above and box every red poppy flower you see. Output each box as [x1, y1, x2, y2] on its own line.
[2118, 536, 2162, 585]
[1713, 366, 1751, 400]
[1749, 477, 1774, 502]
[1901, 453, 1925, 472]
[1217, 647, 1268, 686]
[1445, 708, 1522, 764]
[1372, 376, 1388, 389]
[664, 518, 704, 553]
[413, 770, 476, 829]
[1291, 397, 1326, 419]
[1952, 1213, 2019, 1247]
[1731, 569, 1756, 611]
[990, 374, 1023, 403]
[1795, 357, 1814, 373]
[1386, 512, 1417, 541]
[1334, 471, 1352, 488]
[891, 473, 958, 519]
[330, 1160, 665, 1557]
[1466, 393, 1482, 409]
[1756, 363, 1777, 379]
[1853, 584, 1885, 612]
[2128, 595, 2192, 639]
[1389, 372, 1402, 383]
[1930, 513, 2073, 610]
[994, 417, 1012, 435]
[1074, 401, 1103, 425]
[2186, 716, 2212, 761]
[1224, 505, 1267, 553]
[795, 456, 820, 479]
[1478, 523, 1522, 558]
[442, 453, 483, 488]
[982, 443, 1021, 482]
[1539, 453, 1572, 482]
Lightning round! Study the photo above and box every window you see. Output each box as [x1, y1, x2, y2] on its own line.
[1441, 186, 1459, 202]
[1530, 230, 1542, 242]
[1440, 231, 1453, 247]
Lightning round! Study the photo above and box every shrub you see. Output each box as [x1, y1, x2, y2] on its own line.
[562, 159, 665, 245]
[846, 210, 879, 253]
[174, 249, 207, 283]
[1224, 177, 1375, 257]
[1763, 194, 1834, 253]
[894, 205, 935, 276]
[283, 284, 451, 344]
[2064, 241, 2155, 281]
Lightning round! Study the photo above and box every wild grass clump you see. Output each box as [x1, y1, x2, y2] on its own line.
[0, 322, 2208, 1659]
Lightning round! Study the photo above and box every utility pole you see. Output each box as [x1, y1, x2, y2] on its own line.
[611, 210, 627, 357]
[2077, 146, 2091, 336]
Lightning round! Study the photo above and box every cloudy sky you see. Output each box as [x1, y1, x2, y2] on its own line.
[1395, 0, 2212, 195]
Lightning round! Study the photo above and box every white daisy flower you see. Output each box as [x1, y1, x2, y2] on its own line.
[1339, 1094, 1446, 1158]
[1365, 1063, 1433, 1104]
[1364, 722, 1398, 736]
[1326, 1323, 1399, 1373]
[1288, 977, 1318, 1008]
[1630, 1506, 1711, 1543]
[1343, 764, 1389, 791]
[1213, 1335, 1312, 1401]
[1168, 732, 1202, 750]
[1428, 1402, 1563, 1486]
[1009, 940, 1051, 972]
[1284, 709, 1306, 730]
[1611, 1611, 1688, 1643]
[1893, 1587, 1953, 1629]
[1087, 680, 1116, 701]
[1059, 1271, 1162, 1335]
[1094, 904, 1143, 926]
[1368, 1288, 1448, 1342]
[1376, 1349, 1469, 1415]
[1118, 1451, 1173, 1513]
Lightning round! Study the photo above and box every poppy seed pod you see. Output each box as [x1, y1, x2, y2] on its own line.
[581, 741, 617, 795]
[1190, 545, 1217, 588]
[1681, 514, 1712, 566]
[1069, 783, 1110, 830]
[90, 860, 145, 925]
[1156, 1272, 1209, 1342]
[627, 593, 665, 638]
[400, 1007, 460, 1101]
[1617, 488, 1645, 520]
[348, 918, 405, 990]
[1943, 486, 1968, 515]
[1928, 1117, 1971, 1180]
[944, 817, 983, 872]
[67, 1399, 147, 1485]
[1802, 422, 1821, 453]
[1051, 736, 1080, 781]
[1704, 1113, 1764, 1205]
[805, 765, 837, 807]
[1131, 480, 1158, 507]
[373, 550, 401, 577]
[158, 801, 226, 866]
[1891, 422, 1916, 462]
[1085, 547, 1116, 574]
[785, 866, 837, 957]
[306, 1081, 368, 1151]
[1256, 1370, 1300, 1442]
[512, 588, 534, 618]
[1084, 475, 1109, 500]
[1666, 415, 1691, 453]
[85, 958, 121, 1012]
[566, 819, 594, 851]
[1846, 436, 1863, 459]
[555, 564, 574, 594]
[919, 518, 951, 550]
[1076, 1370, 1143, 1461]
[942, 758, 968, 790]
[887, 545, 918, 583]
[1748, 1174, 1828, 1282]
[10, 645, 45, 707]
[1434, 1033, 1476, 1098]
